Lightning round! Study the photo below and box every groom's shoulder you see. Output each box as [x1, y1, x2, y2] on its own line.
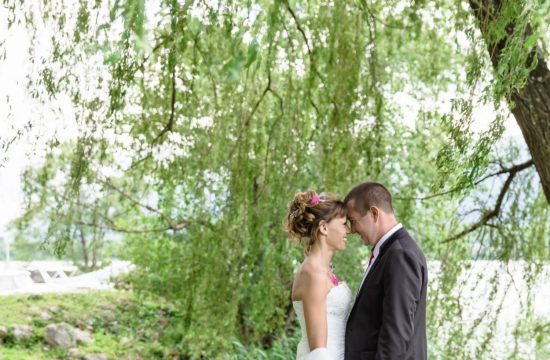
[388, 228, 425, 258]
[390, 227, 415, 247]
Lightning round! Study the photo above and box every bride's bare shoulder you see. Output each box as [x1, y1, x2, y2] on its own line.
[292, 261, 329, 301]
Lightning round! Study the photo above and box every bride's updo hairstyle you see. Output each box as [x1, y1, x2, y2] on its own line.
[285, 190, 347, 255]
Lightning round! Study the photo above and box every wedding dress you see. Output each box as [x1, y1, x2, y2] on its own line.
[293, 282, 353, 360]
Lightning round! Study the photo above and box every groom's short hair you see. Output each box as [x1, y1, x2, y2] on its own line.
[344, 182, 394, 215]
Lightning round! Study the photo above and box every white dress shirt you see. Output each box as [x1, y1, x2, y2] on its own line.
[358, 223, 403, 290]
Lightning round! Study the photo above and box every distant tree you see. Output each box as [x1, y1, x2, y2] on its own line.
[11, 145, 111, 270]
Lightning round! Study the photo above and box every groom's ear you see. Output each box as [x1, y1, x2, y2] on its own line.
[370, 206, 379, 221]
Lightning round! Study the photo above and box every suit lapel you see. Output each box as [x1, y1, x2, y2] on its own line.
[348, 228, 406, 317]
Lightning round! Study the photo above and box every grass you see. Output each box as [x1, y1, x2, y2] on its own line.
[0, 290, 183, 359]
[0, 290, 302, 359]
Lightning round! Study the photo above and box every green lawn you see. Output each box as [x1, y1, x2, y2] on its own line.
[0, 290, 182, 359]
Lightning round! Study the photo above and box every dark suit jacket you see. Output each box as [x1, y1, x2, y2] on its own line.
[345, 227, 428, 360]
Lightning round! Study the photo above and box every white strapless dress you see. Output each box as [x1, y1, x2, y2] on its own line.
[292, 282, 353, 360]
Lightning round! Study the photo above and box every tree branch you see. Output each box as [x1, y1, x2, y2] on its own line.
[395, 159, 534, 201]
[60, 180, 207, 234]
[442, 160, 532, 243]
[248, 73, 272, 125]
[100, 178, 172, 223]
[141, 35, 171, 66]
[75, 220, 181, 234]
[153, 67, 177, 143]
[99, 178, 207, 231]
[285, 1, 338, 115]
[229, 73, 273, 159]
[361, 1, 404, 30]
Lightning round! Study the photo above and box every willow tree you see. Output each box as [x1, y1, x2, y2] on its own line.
[2, 0, 549, 358]
[469, 0, 550, 201]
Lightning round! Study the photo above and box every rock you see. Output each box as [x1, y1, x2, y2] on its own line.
[99, 302, 117, 311]
[115, 298, 127, 305]
[67, 348, 82, 359]
[73, 328, 94, 345]
[99, 310, 116, 323]
[83, 354, 108, 360]
[44, 323, 76, 348]
[0, 325, 8, 342]
[159, 317, 169, 328]
[120, 336, 130, 345]
[40, 312, 52, 321]
[29, 305, 41, 314]
[11, 324, 34, 341]
[48, 305, 60, 313]
[106, 321, 120, 334]
[152, 331, 160, 342]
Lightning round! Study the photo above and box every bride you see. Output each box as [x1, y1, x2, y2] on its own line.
[286, 190, 353, 360]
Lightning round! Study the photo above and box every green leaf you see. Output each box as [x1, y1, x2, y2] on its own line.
[245, 39, 259, 68]
[223, 53, 246, 81]
[524, 32, 539, 50]
[104, 50, 122, 65]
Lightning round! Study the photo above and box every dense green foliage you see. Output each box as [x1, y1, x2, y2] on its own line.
[2, 0, 549, 358]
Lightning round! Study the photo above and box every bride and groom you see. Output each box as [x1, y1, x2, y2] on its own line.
[286, 182, 428, 360]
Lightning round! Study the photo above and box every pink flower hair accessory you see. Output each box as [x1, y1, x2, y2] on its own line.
[310, 196, 320, 205]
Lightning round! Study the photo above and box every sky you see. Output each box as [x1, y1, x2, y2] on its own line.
[0, 11, 78, 243]
[1, 17, 38, 242]
[0, 5, 525, 245]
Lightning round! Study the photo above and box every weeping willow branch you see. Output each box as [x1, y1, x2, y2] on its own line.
[285, 1, 338, 115]
[192, 30, 219, 108]
[0, 130, 23, 167]
[129, 65, 177, 168]
[228, 72, 273, 159]
[56, 179, 207, 234]
[284, 2, 312, 60]
[248, 73, 272, 125]
[263, 86, 284, 177]
[153, 67, 177, 143]
[396, 159, 535, 201]
[73, 203, 203, 233]
[363, 0, 384, 173]
[443, 160, 534, 243]
[75, 220, 187, 233]
[99, 178, 209, 231]
[141, 35, 172, 66]
[100, 178, 172, 224]
[279, 6, 322, 130]
[361, 1, 404, 30]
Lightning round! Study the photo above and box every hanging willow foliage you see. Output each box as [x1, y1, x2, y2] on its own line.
[3, 0, 549, 358]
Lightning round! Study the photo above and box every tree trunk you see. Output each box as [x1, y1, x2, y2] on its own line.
[79, 227, 89, 269]
[470, 0, 550, 203]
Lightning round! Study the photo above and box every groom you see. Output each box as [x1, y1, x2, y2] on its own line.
[344, 182, 427, 360]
